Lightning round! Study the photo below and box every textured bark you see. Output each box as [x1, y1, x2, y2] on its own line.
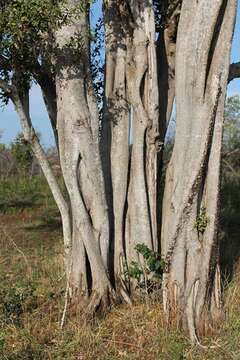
[157, 1, 181, 137]
[33, 61, 58, 147]
[161, 0, 237, 342]
[38, 75, 58, 146]
[156, 2, 181, 242]
[10, 89, 72, 280]
[103, 0, 161, 295]
[103, 0, 130, 286]
[125, 0, 160, 264]
[55, 0, 114, 307]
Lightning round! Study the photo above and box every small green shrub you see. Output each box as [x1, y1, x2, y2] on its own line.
[127, 244, 165, 293]
[0, 283, 36, 326]
[165, 332, 187, 360]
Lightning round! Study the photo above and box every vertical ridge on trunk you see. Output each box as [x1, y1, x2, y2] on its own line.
[161, 0, 237, 342]
[103, 0, 130, 286]
[125, 0, 160, 266]
[55, 0, 114, 308]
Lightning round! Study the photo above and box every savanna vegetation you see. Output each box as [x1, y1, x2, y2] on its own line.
[0, 96, 240, 359]
[0, 0, 240, 358]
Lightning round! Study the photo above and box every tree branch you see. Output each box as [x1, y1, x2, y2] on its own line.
[228, 62, 240, 83]
[11, 92, 72, 262]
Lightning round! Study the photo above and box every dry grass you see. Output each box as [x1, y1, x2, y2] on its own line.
[0, 209, 240, 360]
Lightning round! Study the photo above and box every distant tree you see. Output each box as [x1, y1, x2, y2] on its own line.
[223, 95, 240, 172]
[0, 131, 12, 178]
[11, 133, 34, 176]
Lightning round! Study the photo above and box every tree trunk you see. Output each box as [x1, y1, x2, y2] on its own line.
[157, 1, 181, 138]
[55, 1, 114, 309]
[103, 0, 160, 295]
[11, 90, 72, 284]
[103, 0, 130, 291]
[161, 0, 237, 342]
[156, 1, 181, 242]
[125, 0, 160, 266]
[32, 60, 58, 148]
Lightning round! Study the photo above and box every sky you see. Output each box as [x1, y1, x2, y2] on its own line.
[0, 1, 239, 148]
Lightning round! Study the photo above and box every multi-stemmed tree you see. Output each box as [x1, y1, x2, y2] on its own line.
[0, 0, 239, 342]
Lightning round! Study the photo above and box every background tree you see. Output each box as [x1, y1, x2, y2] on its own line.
[221, 95, 240, 280]
[223, 95, 240, 170]
[11, 133, 34, 177]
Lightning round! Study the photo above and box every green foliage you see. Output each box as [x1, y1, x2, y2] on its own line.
[0, 0, 62, 96]
[222, 95, 240, 175]
[11, 133, 33, 175]
[127, 244, 165, 292]
[128, 261, 143, 282]
[223, 95, 240, 151]
[0, 283, 36, 326]
[0, 0, 92, 49]
[0, 0, 89, 44]
[134, 244, 165, 276]
[194, 206, 210, 233]
[0, 0, 93, 100]
[220, 95, 240, 276]
[164, 332, 187, 360]
[0, 176, 55, 213]
[0, 142, 6, 152]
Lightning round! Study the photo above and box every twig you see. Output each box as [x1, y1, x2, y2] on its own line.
[60, 258, 72, 329]
[60, 277, 70, 329]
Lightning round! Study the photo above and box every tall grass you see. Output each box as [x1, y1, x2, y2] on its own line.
[0, 171, 239, 359]
[0, 212, 240, 359]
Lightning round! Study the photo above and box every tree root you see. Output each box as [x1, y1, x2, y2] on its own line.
[85, 285, 119, 319]
[119, 287, 133, 306]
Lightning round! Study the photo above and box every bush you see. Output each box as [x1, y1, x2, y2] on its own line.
[11, 133, 34, 176]
[0, 176, 55, 213]
[0, 283, 37, 326]
[127, 244, 165, 294]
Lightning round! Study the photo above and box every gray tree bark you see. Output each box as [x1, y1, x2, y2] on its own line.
[161, 0, 237, 342]
[157, 1, 181, 138]
[54, 0, 115, 310]
[125, 0, 160, 265]
[103, 0, 161, 296]
[2, 83, 73, 287]
[103, 1, 130, 291]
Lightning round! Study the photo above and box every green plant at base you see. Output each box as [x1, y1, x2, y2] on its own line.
[194, 206, 210, 233]
[127, 244, 165, 293]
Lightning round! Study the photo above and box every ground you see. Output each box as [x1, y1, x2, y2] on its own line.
[0, 181, 240, 359]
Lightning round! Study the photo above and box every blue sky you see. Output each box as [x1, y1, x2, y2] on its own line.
[0, 1, 239, 147]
